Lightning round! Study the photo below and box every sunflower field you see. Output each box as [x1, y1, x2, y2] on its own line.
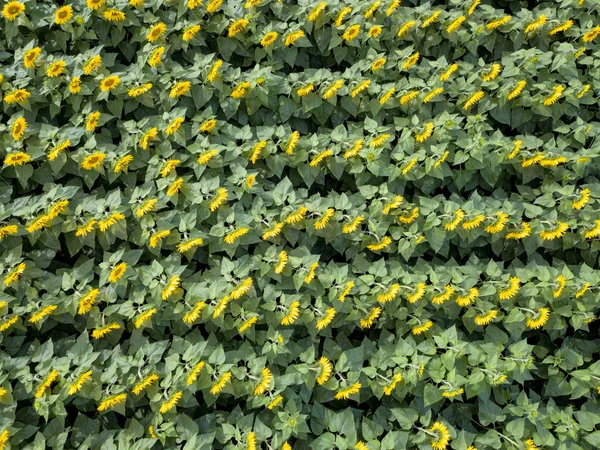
[2, 0, 600, 448]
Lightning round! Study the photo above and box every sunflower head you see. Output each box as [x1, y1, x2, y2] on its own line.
[4, 152, 31, 167]
[100, 75, 120, 91]
[55, 6, 73, 25]
[3, 1, 25, 21]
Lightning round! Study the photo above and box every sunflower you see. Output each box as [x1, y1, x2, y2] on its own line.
[474, 310, 498, 326]
[539, 222, 568, 240]
[296, 83, 314, 96]
[260, 31, 278, 47]
[543, 85, 564, 106]
[103, 9, 125, 22]
[170, 81, 191, 98]
[108, 262, 127, 283]
[100, 75, 120, 91]
[412, 320, 433, 335]
[342, 215, 364, 233]
[369, 25, 382, 37]
[498, 277, 520, 300]
[86, 111, 101, 131]
[207, 59, 223, 81]
[455, 287, 479, 307]
[199, 119, 217, 133]
[11, 117, 26, 141]
[0, 225, 18, 241]
[334, 6, 351, 26]
[335, 382, 361, 400]
[525, 15, 547, 34]
[91, 322, 120, 339]
[148, 46, 164, 67]
[74, 218, 95, 237]
[206, 0, 223, 14]
[210, 372, 232, 395]
[174, 232, 202, 252]
[230, 278, 253, 299]
[4, 152, 31, 166]
[113, 154, 133, 173]
[397, 20, 416, 38]
[183, 24, 201, 42]
[128, 83, 152, 97]
[3, 1, 25, 21]
[422, 10, 441, 28]
[165, 117, 184, 135]
[371, 57, 386, 72]
[55, 6, 73, 25]
[402, 51, 420, 70]
[239, 316, 258, 333]
[343, 24, 360, 42]
[415, 122, 434, 142]
[147, 22, 167, 42]
[315, 357, 333, 385]
[446, 15, 466, 33]
[508, 80, 527, 100]
[228, 18, 248, 37]
[432, 285, 454, 304]
[583, 26, 600, 43]
[284, 30, 305, 46]
[23, 47, 41, 68]
[4, 262, 25, 286]
[69, 77, 82, 94]
[137, 127, 157, 150]
[487, 16, 511, 30]
[159, 391, 182, 414]
[231, 81, 251, 99]
[83, 55, 102, 75]
[267, 395, 283, 410]
[86, 0, 104, 9]
[526, 307, 550, 329]
[134, 308, 156, 328]
[429, 422, 451, 450]
[29, 305, 57, 323]
[315, 307, 336, 330]
[67, 371, 93, 395]
[253, 367, 273, 396]
[46, 60, 66, 78]
[35, 371, 60, 398]
[97, 393, 127, 412]
[572, 188, 591, 210]
[132, 373, 159, 395]
[81, 152, 106, 170]
[464, 90, 485, 109]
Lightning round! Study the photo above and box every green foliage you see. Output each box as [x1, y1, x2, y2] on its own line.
[0, 0, 600, 449]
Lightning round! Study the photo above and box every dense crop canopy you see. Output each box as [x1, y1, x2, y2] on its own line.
[0, 0, 600, 449]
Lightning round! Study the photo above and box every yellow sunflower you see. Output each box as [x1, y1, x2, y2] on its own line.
[4, 152, 31, 166]
[260, 31, 278, 47]
[2, 1, 25, 21]
[183, 24, 201, 41]
[86, 0, 105, 10]
[147, 22, 167, 42]
[4, 89, 30, 104]
[69, 77, 82, 94]
[11, 117, 27, 141]
[99, 75, 120, 91]
[103, 9, 125, 22]
[23, 47, 41, 68]
[46, 60, 66, 78]
[81, 152, 106, 170]
[55, 6, 73, 25]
